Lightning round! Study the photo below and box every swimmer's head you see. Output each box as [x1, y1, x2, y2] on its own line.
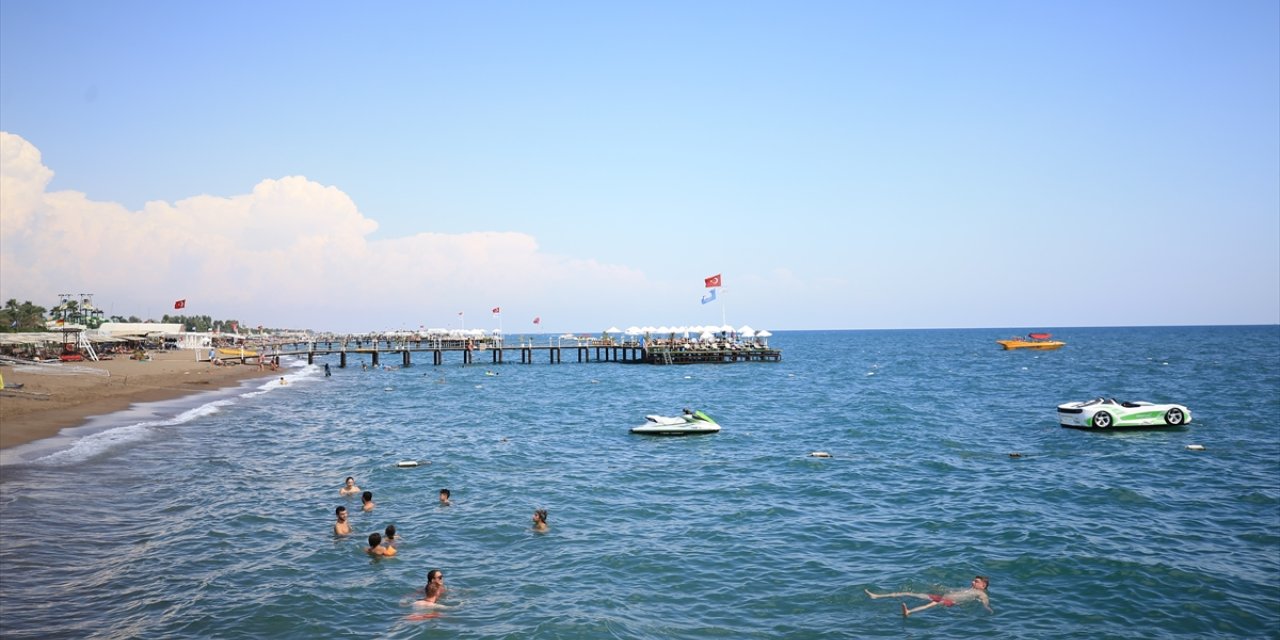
[533, 509, 548, 524]
[362, 491, 373, 503]
[368, 532, 382, 548]
[439, 489, 450, 500]
[385, 524, 396, 539]
[973, 576, 990, 590]
[344, 476, 355, 486]
[335, 506, 347, 518]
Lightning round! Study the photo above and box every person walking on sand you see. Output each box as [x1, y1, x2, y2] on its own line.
[334, 506, 351, 536]
[362, 491, 376, 511]
[340, 476, 361, 496]
[531, 508, 549, 532]
[866, 576, 992, 617]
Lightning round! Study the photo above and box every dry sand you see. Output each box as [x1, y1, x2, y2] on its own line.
[0, 350, 276, 450]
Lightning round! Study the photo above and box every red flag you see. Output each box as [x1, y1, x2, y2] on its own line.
[533, 316, 541, 325]
[231, 322, 238, 332]
[174, 299, 186, 309]
[704, 274, 722, 288]
[492, 307, 501, 315]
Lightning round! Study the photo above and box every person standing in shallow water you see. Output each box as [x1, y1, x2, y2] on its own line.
[333, 506, 350, 536]
[340, 476, 360, 496]
[865, 576, 993, 617]
[531, 509, 549, 532]
[362, 491, 375, 511]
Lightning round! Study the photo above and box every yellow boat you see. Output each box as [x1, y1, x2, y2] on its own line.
[217, 347, 260, 359]
[997, 333, 1065, 350]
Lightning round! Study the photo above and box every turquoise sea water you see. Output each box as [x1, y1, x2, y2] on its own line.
[1, 326, 1278, 639]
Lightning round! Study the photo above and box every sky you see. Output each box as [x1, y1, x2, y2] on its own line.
[1, 0, 1277, 333]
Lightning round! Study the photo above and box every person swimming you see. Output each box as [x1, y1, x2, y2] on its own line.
[532, 508, 549, 532]
[865, 576, 992, 617]
[366, 532, 396, 557]
[340, 476, 361, 496]
[415, 569, 447, 606]
[439, 488, 451, 506]
[362, 491, 375, 511]
[333, 506, 350, 536]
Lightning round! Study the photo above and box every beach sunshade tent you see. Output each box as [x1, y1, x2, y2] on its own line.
[605, 327, 621, 334]
[756, 330, 772, 337]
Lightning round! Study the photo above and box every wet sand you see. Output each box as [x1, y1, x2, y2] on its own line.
[0, 350, 276, 450]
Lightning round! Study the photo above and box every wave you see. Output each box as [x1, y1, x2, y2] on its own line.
[2, 359, 321, 466]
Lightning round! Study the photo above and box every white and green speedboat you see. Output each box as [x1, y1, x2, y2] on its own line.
[1057, 398, 1192, 429]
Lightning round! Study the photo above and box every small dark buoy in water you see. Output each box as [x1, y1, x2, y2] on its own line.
[1008, 452, 1023, 458]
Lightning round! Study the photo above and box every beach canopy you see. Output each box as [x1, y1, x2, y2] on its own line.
[699, 331, 716, 341]
[756, 330, 773, 337]
[739, 327, 756, 338]
[625, 326, 642, 336]
[604, 327, 621, 334]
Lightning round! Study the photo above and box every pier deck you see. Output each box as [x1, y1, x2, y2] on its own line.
[232, 338, 780, 367]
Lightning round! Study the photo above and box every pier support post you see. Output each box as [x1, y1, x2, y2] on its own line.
[403, 351, 410, 367]
[340, 352, 347, 368]
[372, 351, 380, 367]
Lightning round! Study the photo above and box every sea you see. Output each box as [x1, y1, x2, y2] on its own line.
[1, 326, 1277, 639]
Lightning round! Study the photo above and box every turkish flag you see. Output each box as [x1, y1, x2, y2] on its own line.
[704, 274, 722, 288]
[533, 316, 541, 325]
[492, 307, 501, 315]
[174, 299, 186, 309]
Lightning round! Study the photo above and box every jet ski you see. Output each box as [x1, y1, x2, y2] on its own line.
[630, 410, 721, 436]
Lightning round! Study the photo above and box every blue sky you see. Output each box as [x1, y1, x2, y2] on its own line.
[2, 1, 1277, 333]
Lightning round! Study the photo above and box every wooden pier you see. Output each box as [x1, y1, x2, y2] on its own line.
[243, 337, 781, 367]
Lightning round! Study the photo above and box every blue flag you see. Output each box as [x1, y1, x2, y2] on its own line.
[701, 288, 717, 304]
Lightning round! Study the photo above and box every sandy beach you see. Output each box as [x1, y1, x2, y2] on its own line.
[0, 350, 276, 450]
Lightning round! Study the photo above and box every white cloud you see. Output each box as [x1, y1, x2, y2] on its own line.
[0, 131, 651, 331]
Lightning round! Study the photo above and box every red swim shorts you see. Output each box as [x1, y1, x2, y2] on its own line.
[928, 595, 956, 607]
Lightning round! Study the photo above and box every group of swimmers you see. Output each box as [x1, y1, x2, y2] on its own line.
[335, 474, 983, 619]
[333, 475, 552, 612]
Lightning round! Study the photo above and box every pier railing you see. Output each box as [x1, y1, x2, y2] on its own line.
[215, 336, 780, 367]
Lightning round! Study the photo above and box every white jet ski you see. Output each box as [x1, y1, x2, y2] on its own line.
[630, 410, 721, 436]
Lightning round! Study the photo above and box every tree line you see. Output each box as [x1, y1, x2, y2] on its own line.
[1, 299, 244, 333]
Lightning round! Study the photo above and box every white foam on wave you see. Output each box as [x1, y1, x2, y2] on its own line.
[4, 358, 323, 467]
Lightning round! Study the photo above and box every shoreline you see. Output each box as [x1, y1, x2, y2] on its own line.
[0, 350, 278, 450]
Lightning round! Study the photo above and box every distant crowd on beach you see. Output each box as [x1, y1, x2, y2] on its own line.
[332, 474, 549, 617]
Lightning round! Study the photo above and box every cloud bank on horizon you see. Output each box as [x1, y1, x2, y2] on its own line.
[0, 131, 654, 332]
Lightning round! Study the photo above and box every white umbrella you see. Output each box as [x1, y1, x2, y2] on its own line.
[657, 326, 671, 334]
[756, 330, 773, 337]
[625, 326, 641, 335]
[699, 331, 716, 341]
[720, 324, 734, 333]
[641, 326, 657, 334]
[740, 328, 756, 338]
[605, 327, 621, 334]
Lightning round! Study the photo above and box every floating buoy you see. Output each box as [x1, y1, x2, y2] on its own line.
[396, 460, 420, 467]
[1185, 444, 1205, 451]
[1008, 452, 1023, 458]
[809, 451, 833, 458]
